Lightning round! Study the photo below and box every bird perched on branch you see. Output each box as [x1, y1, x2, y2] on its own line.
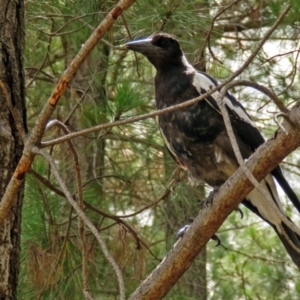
[126, 33, 300, 269]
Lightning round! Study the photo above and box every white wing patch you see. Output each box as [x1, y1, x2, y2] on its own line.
[246, 174, 284, 226]
[224, 97, 253, 125]
[192, 72, 253, 125]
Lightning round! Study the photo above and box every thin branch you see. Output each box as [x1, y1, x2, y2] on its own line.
[82, 175, 132, 187]
[228, 80, 289, 114]
[83, 201, 160, 261]
[63, 87, 90, 125]
[105, 132, 164, 152]
[38, 264, 82, 298]
[46, 120, 92, 299]
[29, 168, 160, 260]
[26, 19, 54, 90]
[28, 162, 182, 261]
[28, 169, 65, 197]
[274, 113, 292, 134]
[278, 46, 300, 97]
[38, 206, 74, 296]
[261, 49, 300, 65]
[32, 21, 91, 37]
[77, 17, 128, 50]
[197, 0, 243, 65]
[25, 67, 55, 80]
[221, 244, 286, 264]
[31, 146, 125, 300]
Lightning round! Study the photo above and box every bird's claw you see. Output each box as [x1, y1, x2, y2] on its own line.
[201, 187, 219, 209]
[177, 225, 190, 239]
[200, 189, 243, 219]
[211, 234, 221, 247]
[177, 222, 222, 246]
[234, 206, 243, 219]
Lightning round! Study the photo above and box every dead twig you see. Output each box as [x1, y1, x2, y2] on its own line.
[46, 120, 92, 299]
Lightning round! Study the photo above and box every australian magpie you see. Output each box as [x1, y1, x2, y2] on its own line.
[126, 33, 300, 269]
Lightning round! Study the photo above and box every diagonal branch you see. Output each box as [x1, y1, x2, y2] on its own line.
[127, 102, 300, 300]
[46, 120, 93, 299]
[215, 84, 300, 244]
[0, 0, 136, 227]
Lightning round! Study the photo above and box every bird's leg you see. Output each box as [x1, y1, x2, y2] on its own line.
[200, 187, 219, 209]
[200, 187, 244, 219]
[177, 217, 221, 246]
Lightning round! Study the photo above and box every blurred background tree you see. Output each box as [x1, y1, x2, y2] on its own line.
[20, 0, 300, 299]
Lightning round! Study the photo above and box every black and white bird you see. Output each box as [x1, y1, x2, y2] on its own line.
[126, 33, 300, 269]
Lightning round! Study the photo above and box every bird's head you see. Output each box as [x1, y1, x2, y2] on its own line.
[126, 33, 184, 69]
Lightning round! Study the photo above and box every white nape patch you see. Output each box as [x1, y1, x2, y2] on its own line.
[192, 72, 253, 125]
[246, 174, 283, 226]
[181, 56, 195, 73]
[192, 72, 215, 94]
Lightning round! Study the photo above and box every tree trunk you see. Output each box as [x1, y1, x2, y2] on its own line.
[0, 1, 26, 299]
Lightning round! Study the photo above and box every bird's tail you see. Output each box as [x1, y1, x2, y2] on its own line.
[244, 174, 300, 270]
[274, 220, 300, 270]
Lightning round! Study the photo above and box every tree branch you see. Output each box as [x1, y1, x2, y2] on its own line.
[223, 79, 289, 114]
[215, 84, 300, 245]
[46, 120, 92, 299]
[0, 0, 136, 228]
[128, 103, 300, 300]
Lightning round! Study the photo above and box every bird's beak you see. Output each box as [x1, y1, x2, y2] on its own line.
[126, 38, 156, 55]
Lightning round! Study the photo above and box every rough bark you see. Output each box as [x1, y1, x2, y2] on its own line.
[0, 1, 26, 299]
[128, 104, 300, 299]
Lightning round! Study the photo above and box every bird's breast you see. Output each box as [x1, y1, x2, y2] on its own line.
[159, 119, 238, 185]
